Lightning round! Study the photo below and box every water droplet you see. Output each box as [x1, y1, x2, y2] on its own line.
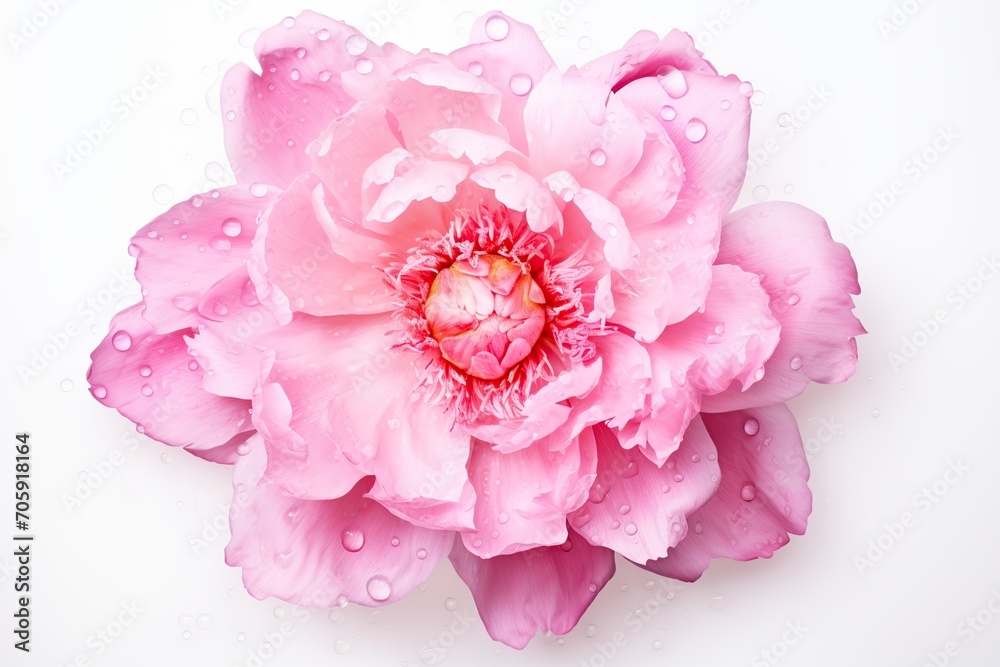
[196, 613, 212, 629]
[188, 359, 200, 371]
[741, 484, 757, 501]
[618, 504, 631, 515]
[484, 15, 510, 40]
[111, 330, 132, 351]
[790, 355, 803, 371]
[721, 100, 732, 110]
[318, 70, 332, 82]
[59, 378, 74, 392]
[784, 183, 795, 194]
[366, 575, 391, 601]
[752, 185, 769, 202]
[152, 184, 173, 205]
[751, 90, 766, 106]
[342, 528, 364, 552]
[222, 218, 242, 237]
[345, 34, 368, 56]
[684, 118, 707, 143]
[249, 183, 269, 197]
[694, 522, 703, 534]
[509, 73, 533, 96]
[660, 105, 677, 121]
[334, 639, 350, 655]
[606, 223, 619, 238]
[709, 594, 727, 611]
[738, 81, 754, 97]
[585, 624, 597, 638]
[578, 35, 592, 50]
[659, 67, 688, 98]
[743, 418, 760, 436]
[468, 61, 483, 76]
[92, 385, 107, 399]
[624, 523, 638, 536]
[141, 384, 153, 397]
[316, 28, 331, 41]
[180, 108, 198, 126]
[871, 408, 881, 418]
[691, 454, 701, 463]
[444, 597, 458, 611]
[787, 293, 800, 306]
[236, 442, 252, 456]
[589, 148, 607, 166]
[416, 548, 428, 559]
[161, 453, 172, 463]
[653, 640, 664, 650]
[497, 512, 509, 524]
[237, 632, 246, 641]
[182, 630, 191, 640]
[289, 69, 301, 81]
[777, 112, 792, 127]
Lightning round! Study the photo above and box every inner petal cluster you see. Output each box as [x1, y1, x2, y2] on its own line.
[424, 255, 547, 380]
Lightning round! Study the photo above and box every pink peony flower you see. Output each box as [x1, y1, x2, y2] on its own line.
[88, 11, 864, 648]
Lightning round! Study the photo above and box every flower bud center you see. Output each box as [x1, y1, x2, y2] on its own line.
[424, 254, 546, 381]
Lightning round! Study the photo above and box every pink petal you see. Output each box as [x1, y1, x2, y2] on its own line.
[221, 20, 359, 188]
[462, 429, 597, 558]
[365, 156, 469, 224]
[448, 11, 557, 153]
[577, 29, 717, 90]
[470, 161, 562, 233]
[87, 304, 252, 462]
[307, 101, 405, 223]
[565, 332, 651, 432]
[449, 530, 615, 649]
[569, 421, 719, 563]
[634, 264, 780, 464]
[617, 69, 751, 214]
[226, 438, 451, 607]
[132, 184, 279, 334]
[604, 192, 722, 341]
[702, 202, 864, 412]
[523, 70, 646, 199]
[253, 173, 396, 321]
[639, 404, 811, 582]
[563, 188, 640, 271]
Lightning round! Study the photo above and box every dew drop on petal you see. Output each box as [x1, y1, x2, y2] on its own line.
[468, 61, 483, 76]
[334, 639, 350, 655]
[415, 548, 428, 560]
[660, 105, 677, 121]
[787, 293, 801, 306]
[111, 331, 132, 351]
[509, 73, 533, 96]
[624, 523, 638, 536]
[366, 576, 391, 601]
[317, 28, 330, 41]
[140, 384, 153, 397]
[92, 385, 107, 399]
[685, 118, 707, 143]
[444, 597, 458, 611]
[249, 183, 269, 197]
[345, 34, 368, 55]
[484, 15, 510, 40]
[589, 148, 607, 166]
[741, 484, 757, 501]
[659, 67, 688, 98]
[180, 108, 198, 126]
[790, 355, 803, 371]
[222, 218, 242, 237]
[743, 418, 760, 436]
[342, 528, 364, 552]
[738, 81, 754, 97]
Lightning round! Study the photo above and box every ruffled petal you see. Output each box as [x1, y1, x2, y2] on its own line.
[448, 11, 557, 153]
[132, 184, 279, 333]
[253, 173, 396, 322]
[617, 68, 751, 214]
[450, 529, 615, 649]
[577, 29, 717, 90]
[461, 429, 597, 558]
[87, 304, 253, 461]
[639, 404, 811, 582]
[569, 420, 718, 563]
[226, 438, 451, 606]
[702, 202, 864, 412]
[633, 264, 779, 464]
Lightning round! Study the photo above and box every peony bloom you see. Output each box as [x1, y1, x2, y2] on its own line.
[88, 11, 863, 648]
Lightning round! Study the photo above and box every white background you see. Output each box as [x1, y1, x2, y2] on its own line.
[2, 0, 999, 665]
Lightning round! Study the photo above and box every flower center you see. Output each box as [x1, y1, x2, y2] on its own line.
[424, 254, 546, 381]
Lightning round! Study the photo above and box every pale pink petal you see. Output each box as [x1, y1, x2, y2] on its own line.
[617, 69, 751, 214]
[429, 128, 526, 167]
[639, 404, 811, 582]
[523, 70, 646, 199]
[226, 438, 452, 606]
[462, 429, 597, 558]
[577, 29, 716, 90]
[221, 12, 372, 189]
[444, 12, 556, 153]
[469, 161, 562, 233]
[449, 530, 615, 649]
[602, 192, 722, 342]
[253, 173, 396, 320]
[562, 188, 640, 271]
[87, 304, 253, 462]
[569, 421, 719, 563]
[365, 156, 469, 224]
[565, 332, 651, 432]
[307, 101, 405, 223]
[132, 184, 279, 333]
[702, 203, 864, 412]
[634, 264, 780, 464]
